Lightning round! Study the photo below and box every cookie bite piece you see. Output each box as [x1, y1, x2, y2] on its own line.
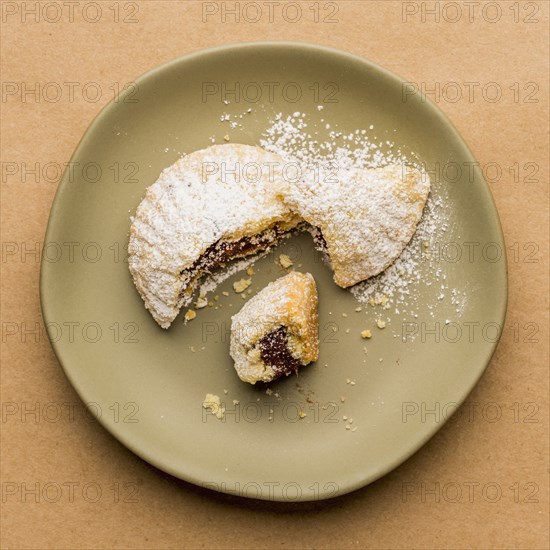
[230, 272, 319, 384]
[279, 163, 430, 288]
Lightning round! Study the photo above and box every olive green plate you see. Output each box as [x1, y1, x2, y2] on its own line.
[40, 43, 507, 502]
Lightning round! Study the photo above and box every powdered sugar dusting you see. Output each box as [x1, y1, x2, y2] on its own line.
[131, 108, 463, 330]
[259, 111, 465, 322]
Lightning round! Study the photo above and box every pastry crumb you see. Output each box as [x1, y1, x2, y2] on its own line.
[340, 395, 346, 402]
[202, 394, 225, 420]
[361, 329, 372, 339]
[298, 411, 307, 419]
[246, 266, 255, 276]
[195, 296, 208, 309]
[355, 306, 362, 312]
[376, 319, 386, 329]
[184, 309, 196, 321]
[278, 254, 293, 268]
[223, 134, 230, 141]
[233, 278, 252, 293]
[222, 291, 229, 296]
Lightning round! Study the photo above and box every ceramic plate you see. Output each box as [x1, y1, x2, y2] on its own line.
[40, 42, 507, 501]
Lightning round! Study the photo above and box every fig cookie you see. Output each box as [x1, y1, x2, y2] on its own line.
[128, 144, 301, 329]
[230, 272, 319, 384]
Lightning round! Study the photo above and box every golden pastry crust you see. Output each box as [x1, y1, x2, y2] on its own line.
[128, 144, 300, 329]
[279, 163, 430, 287]
[230, 272, 319, 384]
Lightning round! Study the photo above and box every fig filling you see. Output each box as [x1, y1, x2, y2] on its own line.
[181, 224, 289, 281]
[259, 326, 301, 378]
[180, 223, 327, 287]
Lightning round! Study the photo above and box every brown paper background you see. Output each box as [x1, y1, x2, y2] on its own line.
[1, 1, 548, 548]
